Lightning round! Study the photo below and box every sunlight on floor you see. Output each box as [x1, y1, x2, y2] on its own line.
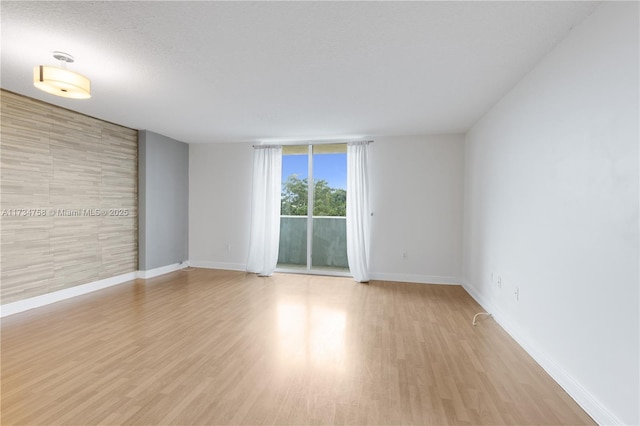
[277, 302, 347, 372]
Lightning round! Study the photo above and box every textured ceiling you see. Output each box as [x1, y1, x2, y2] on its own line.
[1, 1, 598, 144]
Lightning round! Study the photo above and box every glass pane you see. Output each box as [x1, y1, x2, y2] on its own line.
[311, 217, 348, 270]
[279, 152, 308, 268]
[278, 216, 307, 268]
[311, 145, 348, 272]
[312, 150, 347, 217]
[281, 153, 309, 216]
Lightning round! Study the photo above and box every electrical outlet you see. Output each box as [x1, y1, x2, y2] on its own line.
[402, 252, 408, 260]
[226, 243, 232, 252]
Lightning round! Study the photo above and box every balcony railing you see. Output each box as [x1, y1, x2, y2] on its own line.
[277, 215, 349, 270]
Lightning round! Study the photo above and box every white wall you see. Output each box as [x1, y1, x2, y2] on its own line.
[189, 135, 465, 283]
[189, 143, 254, 270]
[369, 135, 464, 284]
[462, 3, 639, 425]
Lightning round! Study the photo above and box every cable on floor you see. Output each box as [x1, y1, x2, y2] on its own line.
[472, 312, 491, 326]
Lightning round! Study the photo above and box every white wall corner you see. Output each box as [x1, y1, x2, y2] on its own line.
[0, 271, 138, 318]
[460, 279, 624, 426]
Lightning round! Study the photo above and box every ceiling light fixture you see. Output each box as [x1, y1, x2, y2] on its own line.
[33, 51, 91, 99]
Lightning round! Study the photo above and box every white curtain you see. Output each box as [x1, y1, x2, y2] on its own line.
[346, 141, 371, 282]
[247, 145, 282, 276]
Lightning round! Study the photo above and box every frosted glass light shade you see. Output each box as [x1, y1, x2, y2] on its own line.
[33, 65, 91, 99]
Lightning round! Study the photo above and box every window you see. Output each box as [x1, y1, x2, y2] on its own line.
[278, 144, 349, 274]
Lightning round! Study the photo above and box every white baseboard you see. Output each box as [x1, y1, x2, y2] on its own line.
[137, 262, 188, 279]
[0, 271, 137, 318]
[188, 263, 459, 286]
[188, 260, 247, 272]
[1, 262, 193, 317]
[370, 272, 459, 285]
[461, 280, 622, 426]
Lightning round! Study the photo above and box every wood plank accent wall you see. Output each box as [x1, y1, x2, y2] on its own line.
[0, 90, 138, 304]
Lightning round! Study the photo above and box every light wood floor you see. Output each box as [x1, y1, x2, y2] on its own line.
[1, 269, 594, 425]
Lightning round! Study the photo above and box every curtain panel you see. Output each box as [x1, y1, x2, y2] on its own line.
[246, 145, 282, 276]
[346, 141, 371, 282]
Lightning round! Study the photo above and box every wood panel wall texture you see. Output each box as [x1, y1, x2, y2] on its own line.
[0, 90, 138, 304]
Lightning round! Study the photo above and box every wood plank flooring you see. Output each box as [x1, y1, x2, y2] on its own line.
[1, 269, 594, 425]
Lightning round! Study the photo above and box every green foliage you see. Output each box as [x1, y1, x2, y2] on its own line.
[281, 175, 346, 217]
[313, 179, 347, 216]
[281, 175, 308, 215]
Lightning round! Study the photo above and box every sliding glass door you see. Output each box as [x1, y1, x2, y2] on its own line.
[278, 144, 349, 274]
